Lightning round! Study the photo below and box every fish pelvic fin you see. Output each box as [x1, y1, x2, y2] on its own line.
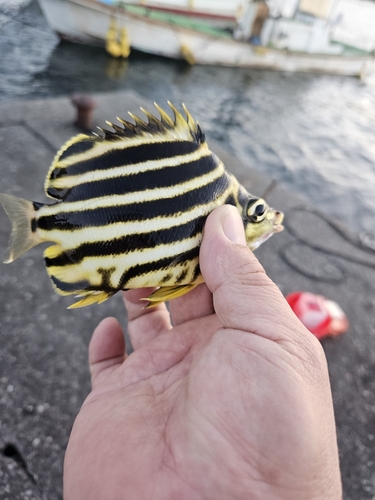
[68, 291, 112, 309]
[0, 193, 43, 263]
[142, 284, 198, 308]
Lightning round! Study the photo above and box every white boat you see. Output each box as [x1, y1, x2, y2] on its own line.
[37, 0, 374, 77]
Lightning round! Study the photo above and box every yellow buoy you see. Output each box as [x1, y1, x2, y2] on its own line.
[105, 20, 130, 59]
[180, 43, 196, 65]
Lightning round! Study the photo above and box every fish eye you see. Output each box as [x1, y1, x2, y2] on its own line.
[247, 198, 267, 222]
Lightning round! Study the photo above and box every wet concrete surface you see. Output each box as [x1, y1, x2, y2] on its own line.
[0, 91, 374, 499]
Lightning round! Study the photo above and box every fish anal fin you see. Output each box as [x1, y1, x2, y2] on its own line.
[0, 193, 43, 263]
[68, 292, 111, 309]
[142, 284, 198, 308]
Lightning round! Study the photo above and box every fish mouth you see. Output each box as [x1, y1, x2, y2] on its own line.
[248, 210, 284, 251]
[272, 210, 284, 233]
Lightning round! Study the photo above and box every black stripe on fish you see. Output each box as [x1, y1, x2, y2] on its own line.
[237, 185, 250, 207]
[118, 246, 200, 289]
[64, 154, 220, 203]
[161, 273, 173, 284]
[52, 141, 202, 179]
[44, 216, 206, 267]
[97, 267, 117, 291]
[59, 139, 96, 161]
[192, 262, 201, 282]
[38, 173, 232, 231]
[175, 268, 189, 284]
[47, 186, 70, 199]
[31, 218, 37, 233]
[50, 275, 92, 293]
[224, 193, 236, 207]
[33, 201, 44, 211]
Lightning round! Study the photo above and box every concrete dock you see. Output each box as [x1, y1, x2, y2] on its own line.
[0, 90, 375, 500]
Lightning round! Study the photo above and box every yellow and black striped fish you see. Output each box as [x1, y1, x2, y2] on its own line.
[0, 103, 284, 308]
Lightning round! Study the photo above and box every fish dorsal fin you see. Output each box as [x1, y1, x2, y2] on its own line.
[111, 101, 204, 144]
[44, 102, 205, 200]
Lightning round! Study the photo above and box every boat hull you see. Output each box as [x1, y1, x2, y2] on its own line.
[38, 0, 374, 77]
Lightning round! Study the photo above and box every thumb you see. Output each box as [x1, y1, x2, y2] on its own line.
[200, 205, 308, 343]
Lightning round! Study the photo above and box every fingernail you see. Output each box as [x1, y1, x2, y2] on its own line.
[221, 206, 246, 245]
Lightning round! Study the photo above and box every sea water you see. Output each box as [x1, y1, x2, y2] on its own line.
[0, 0, 374, 235]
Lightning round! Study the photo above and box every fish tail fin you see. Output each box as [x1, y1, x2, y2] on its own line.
[0, 193, 43, 263]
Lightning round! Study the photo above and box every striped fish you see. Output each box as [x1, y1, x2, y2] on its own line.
[0, 103, 284, 308]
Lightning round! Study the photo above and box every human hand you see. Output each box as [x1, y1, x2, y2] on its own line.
[64, 205, 342, 500]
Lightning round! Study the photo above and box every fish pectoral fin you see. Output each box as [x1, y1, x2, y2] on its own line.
[68, 292, 111, 309]
[142, 284, 198, 308]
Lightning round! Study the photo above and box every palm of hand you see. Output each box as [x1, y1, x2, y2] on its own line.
[64, 207, 341, 500]
[65, 288, 329, 500]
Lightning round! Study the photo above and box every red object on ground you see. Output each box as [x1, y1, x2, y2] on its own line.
[285, 292, 349, 340]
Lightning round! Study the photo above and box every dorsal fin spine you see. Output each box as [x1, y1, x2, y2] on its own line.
[182, 103, 198, 135]
[128, 112, 148, 130]
[140, 107, 165, 132]
[154, 102, 174, 127]
[168, 101, 187, 132]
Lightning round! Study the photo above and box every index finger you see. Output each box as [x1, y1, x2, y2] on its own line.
[123, 288, 172, 350]
[169, 282, 214, 326]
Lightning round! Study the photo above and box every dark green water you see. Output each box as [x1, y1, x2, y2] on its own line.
[1, 0, 375, 235]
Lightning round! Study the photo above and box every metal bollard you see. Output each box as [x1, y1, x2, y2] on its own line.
[71, 94, 97, 131]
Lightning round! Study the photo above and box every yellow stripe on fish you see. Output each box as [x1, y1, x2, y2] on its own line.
[0, 102, 284, 308]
